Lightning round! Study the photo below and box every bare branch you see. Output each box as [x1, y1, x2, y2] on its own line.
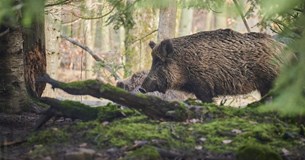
[233, 0, 251, 32]
[60, 34, 121, 80]
[72, 0, 121, 20]
[45, 0, 72, 8]
[131, 29, 158, 44]
[0, 28, 9, 37]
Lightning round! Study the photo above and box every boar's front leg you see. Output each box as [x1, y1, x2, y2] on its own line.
[183, 82, 213, 103]
[195, 93, 213, 103]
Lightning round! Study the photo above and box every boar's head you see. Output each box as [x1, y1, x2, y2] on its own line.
[116, 71, 148, 91]
[140, 39, 186, 94]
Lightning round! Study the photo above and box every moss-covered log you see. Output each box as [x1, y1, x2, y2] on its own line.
[35, 97, 137, 129]
[37, 74, 192, 121]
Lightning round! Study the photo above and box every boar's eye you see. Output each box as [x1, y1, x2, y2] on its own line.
[152, 56, 162, 66]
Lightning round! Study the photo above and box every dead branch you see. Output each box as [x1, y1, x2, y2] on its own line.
[60, 34, 121, 80]
[131, 29, 158, 44]
[233, 0, 251, 32]
[71, 2, 117, 20]
[0, 27, 9, 37]
[37, 74, 191, 121]
[45, 0, 72, 7]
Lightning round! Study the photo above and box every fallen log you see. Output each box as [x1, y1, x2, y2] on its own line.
[37, 74, 192, 122]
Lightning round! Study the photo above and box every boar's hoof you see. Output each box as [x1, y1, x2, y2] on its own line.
[139, 88, 147, 93]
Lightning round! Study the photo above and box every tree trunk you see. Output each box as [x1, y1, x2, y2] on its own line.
[178, 8, 193, 36]
[157, 1, 177, 41]
[44, 0, 61, 98]
[123, 0, 136, 77]
[23, 19, 47, 99]
[0, 2, 46, 113]
[84, 0, 95, 80]
[0, 27, 28, 113]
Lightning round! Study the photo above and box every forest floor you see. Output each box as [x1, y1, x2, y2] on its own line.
[1, 100, 305, 160]
[1, 69, 304, 159]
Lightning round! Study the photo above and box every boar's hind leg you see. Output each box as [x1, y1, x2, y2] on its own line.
[194, 92, 213, 103]
[258, 81, 273, 98]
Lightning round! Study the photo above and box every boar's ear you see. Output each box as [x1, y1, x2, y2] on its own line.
[149, 41, 156, 49]
[160, 39, 174, 57]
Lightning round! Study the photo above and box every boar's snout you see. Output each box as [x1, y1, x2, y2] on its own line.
[116, 81, 124, 88]
[139, 87, 146, 93]
[116, 81, 129, 91]
[141, 75, 167, 93]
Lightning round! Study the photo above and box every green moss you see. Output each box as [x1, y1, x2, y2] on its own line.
[135, 92, 148, 99]
[97, 103, 137, 121]
[28, 145, 52, 159]
[165, 102, 190, 121]
[124, 146, 161, 160]
[75, 103, 300, 155]
[87, 117, 196, 149]
[99, 83, 129, 94]
[70, 120, 100, 131]
[60, 79, 99, 89]
[59, 100, 98, 120]
[92, 121, 169, 147]
[190, 115, 298, 153]
[25, 100, 303, 159]
[236, 144, 282, 160]
[28, 128, 69, 144]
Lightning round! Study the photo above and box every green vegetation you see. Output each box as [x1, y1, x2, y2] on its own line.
[248, 0, 305, 115]
[236, 144, 282, 160]
[0, 0, 45, 26]
[124, 145, 161, 160]
[60, 79, 100, 89]
[28, 103, 304, 159]
[28, 128, 69, 144]
[97, 103, 138, 121]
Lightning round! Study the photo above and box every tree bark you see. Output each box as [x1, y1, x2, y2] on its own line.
[0, 1, 46, 113]
[23, 15, 47, 99]
[44, 0, 61, 98]
[0, 27, 28, 113]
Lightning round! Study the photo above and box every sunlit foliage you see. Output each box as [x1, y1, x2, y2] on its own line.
[0, 0, 45, 26]
[247, 0, 305, 115]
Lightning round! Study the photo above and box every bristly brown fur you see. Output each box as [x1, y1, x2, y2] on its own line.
[141, 29, 293, 102]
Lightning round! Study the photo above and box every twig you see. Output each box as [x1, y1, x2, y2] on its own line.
[0, 139, 27, 148]
[45, 0, 72, 7]
[60, 34, 121, 80]
[0, 27, 9, 37]
[233, 0, 251, 32]
[72, 0, 121, 20]
[131, 29, 158, 44]
[207, 1, 222, 13]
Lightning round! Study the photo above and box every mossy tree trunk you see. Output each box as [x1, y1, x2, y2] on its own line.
[0, 1, 46, 113]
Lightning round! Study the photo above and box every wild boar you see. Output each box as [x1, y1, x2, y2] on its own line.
[116, 71, 195, 101]
[140, 29, 291, 102]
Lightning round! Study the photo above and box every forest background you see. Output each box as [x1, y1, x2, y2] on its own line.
[44, 0, 273, 106]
